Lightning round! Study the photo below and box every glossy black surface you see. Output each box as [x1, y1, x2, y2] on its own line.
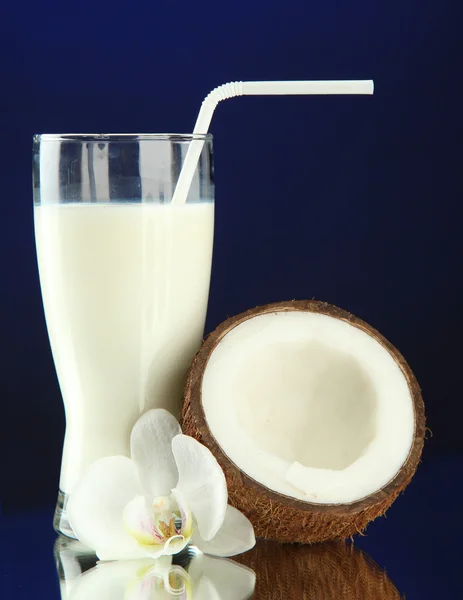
[1, 454, 461, 598]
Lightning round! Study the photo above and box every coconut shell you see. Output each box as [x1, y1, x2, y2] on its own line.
[182, 300, 425, 544]
[235, 539, 403, 599]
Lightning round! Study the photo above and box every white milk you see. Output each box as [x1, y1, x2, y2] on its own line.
[34, 202, 214, 493]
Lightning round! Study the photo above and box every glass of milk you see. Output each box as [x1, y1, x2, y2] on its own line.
[33, 134, 214, 537]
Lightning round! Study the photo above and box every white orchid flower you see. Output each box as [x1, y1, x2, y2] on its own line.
[66, 553, 256, 600]
[67, 409, 256, 561]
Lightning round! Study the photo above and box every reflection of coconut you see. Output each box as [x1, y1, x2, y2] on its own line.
[235, 539, 403, 599]
[183, 301, 425, 543]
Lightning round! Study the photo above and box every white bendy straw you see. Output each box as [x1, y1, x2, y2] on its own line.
[171, 80, 374, 205]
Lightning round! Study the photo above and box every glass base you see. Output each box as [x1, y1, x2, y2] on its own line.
[53, 490, 77, 539]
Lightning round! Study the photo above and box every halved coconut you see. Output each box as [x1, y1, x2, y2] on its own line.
[182, 301, 425, 543]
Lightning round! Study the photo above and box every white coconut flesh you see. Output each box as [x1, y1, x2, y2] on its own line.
[201, 311, 415, 505]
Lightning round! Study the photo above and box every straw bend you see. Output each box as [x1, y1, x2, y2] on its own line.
[172, 79, 374, 205]
[202, 81, 244, 109]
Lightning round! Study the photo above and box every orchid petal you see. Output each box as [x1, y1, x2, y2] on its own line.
[124, 493, 192, 560]
[131, 561, 190, 600]
[67, 457, 147, 561]
[137, 554, 174, 578]
[193, 576, 222, 600]
[192, 505, 256, 558]
[162, 565, 192, 597]
[68, 560, 149, 600]
[172, 434, 228, 541]
[151, 535, 189, 559]
[123, 495, 166, 546]
[171, 487, 193, 539]
[68, 558, 175, 600]
[131, 409, 181, 498]
[188, 553, 256, 600]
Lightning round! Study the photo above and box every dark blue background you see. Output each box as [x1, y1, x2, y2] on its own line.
[0, 1, 462, 597]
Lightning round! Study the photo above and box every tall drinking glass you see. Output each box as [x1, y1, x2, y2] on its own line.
[33, 134, 214, 537]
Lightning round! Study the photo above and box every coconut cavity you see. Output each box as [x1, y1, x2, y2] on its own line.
[233, 340, 376, 472]
[182, 301, 425, 543]
[201, 311, 415, 505]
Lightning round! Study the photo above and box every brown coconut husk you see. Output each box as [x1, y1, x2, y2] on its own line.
[182, 300, 425, 544]
[235, 539, 403, 599]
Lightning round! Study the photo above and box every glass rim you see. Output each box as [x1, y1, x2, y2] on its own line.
[34, 133, 213, 142]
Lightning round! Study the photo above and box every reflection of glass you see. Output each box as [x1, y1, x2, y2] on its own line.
[33, 134, 215, 537]
[54, 537, 255, 599]
[54, 537, 98, 599]
[235, 539, 402, 599]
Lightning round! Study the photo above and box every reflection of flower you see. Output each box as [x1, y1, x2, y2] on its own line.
[67, 410, 255, 561]
[65, 551, 256, 600]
